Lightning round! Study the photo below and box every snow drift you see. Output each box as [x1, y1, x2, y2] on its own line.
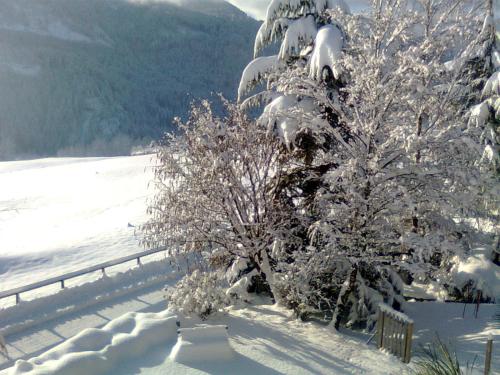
[1, 311, 178, 375]
[169, 325, 234, 363]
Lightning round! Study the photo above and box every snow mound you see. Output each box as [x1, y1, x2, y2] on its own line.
[483, 71, 500, 97]
[2, 311, 178, 375]
[309, 24, 344, 81]
[169, 325, 234, 363]
[238, 55, 283, 101]
[279, 15, 317, 59]
[468, 101, 491, 128]
[450, 254, 500, 301]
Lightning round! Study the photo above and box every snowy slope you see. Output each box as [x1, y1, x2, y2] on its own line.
[0, 0, 259, 159]
[0, 155, 154, 295]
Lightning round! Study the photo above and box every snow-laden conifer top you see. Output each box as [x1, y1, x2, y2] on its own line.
[309, 24, 344, 80]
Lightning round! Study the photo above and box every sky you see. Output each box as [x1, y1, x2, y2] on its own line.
[227, 0, 269, 20]
[228, 0, 499, 21]
[228, 0, 371, 20]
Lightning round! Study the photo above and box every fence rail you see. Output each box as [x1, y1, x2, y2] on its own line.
[376, 303, 414, 363]
[0, 246, 168, 305]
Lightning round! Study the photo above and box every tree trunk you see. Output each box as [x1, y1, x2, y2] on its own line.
[332, 265, 358, 330]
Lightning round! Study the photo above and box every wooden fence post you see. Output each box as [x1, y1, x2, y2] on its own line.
[376, 304, 414, 363]
[0, 333, 7, 357]
[377, 310, 385, 348]
[404, 322, 413, 364]
[484, 335, 493, 375]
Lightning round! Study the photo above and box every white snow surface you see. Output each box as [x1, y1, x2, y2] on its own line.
[238, 55, 283, 101]
[483, 71, 500, 97]
[1, 297, 497, 374]
[0, 155, 498, 374]
[405, 301, 499, 373]
[279, 15, 317, 59]
[450, 254, 500, 300]
[0, 259, 177, 337]
[2, 311, 178, 375]
[0, 155, 154, 295]
[309, 24, 344, 81]
[169, 325, 234, 363]
[3, 303, 408, 374]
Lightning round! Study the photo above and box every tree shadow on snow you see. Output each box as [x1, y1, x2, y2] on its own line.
[176, 353, 283, 375]
[219, 308, 365, 374]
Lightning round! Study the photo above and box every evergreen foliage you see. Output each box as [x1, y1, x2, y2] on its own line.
[146, 0, 498, 326]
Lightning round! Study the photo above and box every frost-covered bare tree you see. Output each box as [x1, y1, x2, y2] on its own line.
[143, 99, 303, 305]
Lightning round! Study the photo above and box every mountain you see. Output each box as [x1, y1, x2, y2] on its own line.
[0, 0, 259, 159]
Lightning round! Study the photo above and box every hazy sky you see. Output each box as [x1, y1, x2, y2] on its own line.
[228, 1, 499, 20]
[227, 0, 269, 19]
[228, 0, 371, 20]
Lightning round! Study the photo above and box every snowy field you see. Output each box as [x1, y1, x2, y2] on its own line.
[0, 155, 155, 297]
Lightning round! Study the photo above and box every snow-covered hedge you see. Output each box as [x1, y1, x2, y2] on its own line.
[448, 254, 500, 302]
[165, 270, 231, 320]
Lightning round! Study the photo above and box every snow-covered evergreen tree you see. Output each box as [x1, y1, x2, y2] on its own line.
[244, 0, 492, 327]
[145, 0, 494, 326]
[468, 0, 500, 175]
[238, 0, 349, 149]
[466, 0, 500, 264]
[237, 1, 357, 310]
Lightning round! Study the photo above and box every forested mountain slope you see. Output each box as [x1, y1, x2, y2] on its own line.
[0, 0, 259, 159]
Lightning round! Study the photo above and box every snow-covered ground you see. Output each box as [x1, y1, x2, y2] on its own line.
[0, 155, 154, 297]
[2, 296, 497, 374]
[2, 301, 409, 375]
[1, 155, 498, 374]
[405, 301, 499, 372]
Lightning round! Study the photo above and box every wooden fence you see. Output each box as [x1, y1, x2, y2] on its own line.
[0, 246, 167, 305]
[376, 303, 414, 363]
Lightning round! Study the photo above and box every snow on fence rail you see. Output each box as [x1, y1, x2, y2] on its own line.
[376, 303, 414, 363]
[0, 246, 168, 305]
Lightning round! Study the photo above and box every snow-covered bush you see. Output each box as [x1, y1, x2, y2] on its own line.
[446, 254, 499, 303]
[165, 270, 230, 320]
[143, 99, 300, 302]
